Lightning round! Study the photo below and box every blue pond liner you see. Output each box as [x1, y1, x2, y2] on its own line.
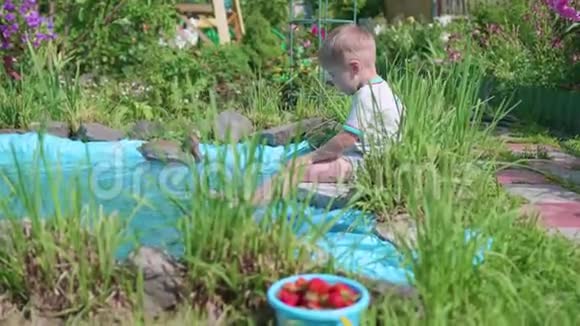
[0, 132, 492, 286]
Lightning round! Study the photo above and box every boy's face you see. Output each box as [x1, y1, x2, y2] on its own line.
[324, 61, 360, 95]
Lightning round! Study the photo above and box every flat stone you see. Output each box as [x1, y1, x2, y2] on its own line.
[128, 247, 185, 317]
[0, 128, 26, 134]
[374, 213, 417, 249]
[76, 122, 125, 142]
[129, 120, 164, 140]
[30, 121, 70, 138]
[258, 117, 325, 146]
[546, 150, 580, 168]
[214, 110, 253, 143]
[503, 183, 580, 203]
[297, 182, 354, 209]
[496, 168, 550, 185]
[535, 202, 580, 228]
[528, 161, 580, 185]
[547, 227, 580, 242]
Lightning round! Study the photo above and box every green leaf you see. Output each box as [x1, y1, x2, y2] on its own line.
[564, 22, 579, 35]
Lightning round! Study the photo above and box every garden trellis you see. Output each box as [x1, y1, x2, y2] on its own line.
[288, 0, 357, 110]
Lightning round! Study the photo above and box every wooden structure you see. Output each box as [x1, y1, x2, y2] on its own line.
[176, 0, 245, 45]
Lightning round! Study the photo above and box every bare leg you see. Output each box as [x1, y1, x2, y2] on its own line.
[251, 157, 353, 206]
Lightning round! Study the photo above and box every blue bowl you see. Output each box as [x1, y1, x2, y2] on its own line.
[267, 273, 371, 326]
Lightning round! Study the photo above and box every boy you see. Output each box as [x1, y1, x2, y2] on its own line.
[251, 24, 404, 205]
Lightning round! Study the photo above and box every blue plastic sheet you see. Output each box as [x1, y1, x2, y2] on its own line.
[0, 132, 491, 286]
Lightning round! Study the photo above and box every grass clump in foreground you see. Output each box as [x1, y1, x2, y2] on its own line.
[0, 57, 579, 325]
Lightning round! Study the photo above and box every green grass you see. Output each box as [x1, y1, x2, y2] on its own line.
[1, 48, 580, 326]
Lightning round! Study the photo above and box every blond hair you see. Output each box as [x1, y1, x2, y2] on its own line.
[318, 24, 376, 69]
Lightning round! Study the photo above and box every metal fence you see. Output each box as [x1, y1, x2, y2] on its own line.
[436, 0, 507, 17]
[436, 0, 469, 16]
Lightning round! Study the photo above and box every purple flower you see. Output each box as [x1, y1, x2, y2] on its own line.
[24, 11, 41, 28]
[547, 0, 580, 21]
[4, 12, 16, 22]
[3, 1, 16, 12]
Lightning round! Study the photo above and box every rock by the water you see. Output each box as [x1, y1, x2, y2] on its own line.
[138, 134, 202, 164]
[30, 121, 70, 138]
[214, 110, 253, 143]
[129, 120, 164, 140]
[128, 247, 184, 317]
[0, 128, 26, 134]
[374, 213, 418, 249]
[76, 122, 125, 142]
[259, 117, 326, 146]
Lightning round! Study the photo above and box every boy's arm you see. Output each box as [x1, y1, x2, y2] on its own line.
[303, 131, 358, 164]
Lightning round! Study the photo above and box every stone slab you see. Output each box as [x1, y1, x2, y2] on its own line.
[297, 182, 354, 210]
[496, 168, 550, 185]
[503, 183, 580, 204]
[546, 150, 580, 169]
[547, 227, 580, 242]
[374, 213, 417, 249]
[535, 202, 580, 228]
[528, 161, 580, 185]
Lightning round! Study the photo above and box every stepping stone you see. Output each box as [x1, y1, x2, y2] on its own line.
[547, 227, 580, 242]
[528, 161, 580, 185]
[374, 213, 417, 249]
[496, 168, 550, 185]
[535, 202, 580, 228]
[129, 120, 164, 140]
[76, 122, 125, 141]
[214, 110, 253, 143]
[29, 121, 70, 138]
[502, 183, 580, 203]
[546, 150, 580, 169]
[297, 182, 354, 210]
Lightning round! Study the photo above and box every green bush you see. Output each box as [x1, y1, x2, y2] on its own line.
[375, 18, 447, 73]
[241, 0, 288, 28]
[196, 44, 253, 99]
[467, 0, 577, 88]
[242, 12, 286, 71]
[51, 0, 177, 75]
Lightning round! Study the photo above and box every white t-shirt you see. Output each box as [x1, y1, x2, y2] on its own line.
[343, 76, 404, 154]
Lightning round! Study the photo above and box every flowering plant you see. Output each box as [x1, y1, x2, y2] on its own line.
[290, 23, 326, 73]
[0, 0, 56, 80]
[547, 0, 580, 21]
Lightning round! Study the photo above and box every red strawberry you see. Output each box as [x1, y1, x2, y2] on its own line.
[308, 278, 331, 294]
[282, 281, 299, 293]
[295, 277, 308, 291]
[278, 289, 300, 306]
[328, 292, 351, 308]
[331, 283, 358, 301]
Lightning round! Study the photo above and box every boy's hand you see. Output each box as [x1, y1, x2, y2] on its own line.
[286, 154, 312, 169]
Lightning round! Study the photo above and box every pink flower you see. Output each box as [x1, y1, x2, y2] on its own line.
[311, 24, 326, 39]
[547, 0, 580, 21]
[303, 39, 311, 48]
